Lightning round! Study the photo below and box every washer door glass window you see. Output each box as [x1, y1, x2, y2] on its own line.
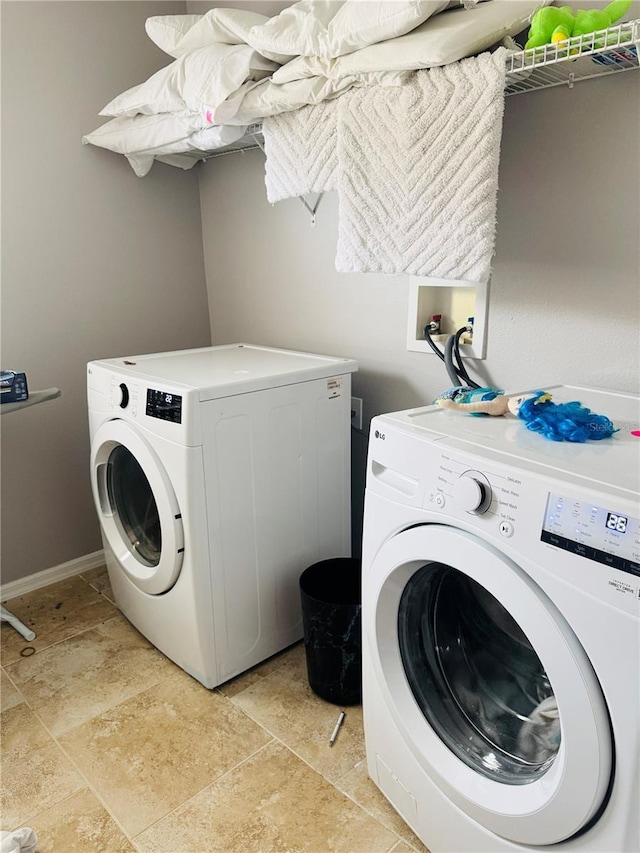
[399, 564, 560, 785]
[108, 445, 161, 567]
[368, 524, 612, 845]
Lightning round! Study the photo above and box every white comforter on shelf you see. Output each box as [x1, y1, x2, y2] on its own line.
[82, 0, 548, 176]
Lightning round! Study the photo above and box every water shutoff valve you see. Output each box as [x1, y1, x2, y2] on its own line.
[426, 314, 442, 335]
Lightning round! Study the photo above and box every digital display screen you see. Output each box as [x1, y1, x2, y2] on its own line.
[146, 389, 182, 424]
[541, 493, 640, 577]
[606, 512, 628, 534]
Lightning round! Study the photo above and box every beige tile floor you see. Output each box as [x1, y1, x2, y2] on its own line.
[1, 568, 428, 853]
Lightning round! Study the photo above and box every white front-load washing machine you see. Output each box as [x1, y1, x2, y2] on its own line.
[88, 343, 357, 688]
[362, 385, 639, 852]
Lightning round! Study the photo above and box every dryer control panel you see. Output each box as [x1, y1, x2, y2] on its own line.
[146, 388, 183, 424]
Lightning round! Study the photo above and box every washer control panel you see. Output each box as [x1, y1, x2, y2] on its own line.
[541, 493, 640, 577]
[429, 447, 640, 601]
[433, 452, 520, 532]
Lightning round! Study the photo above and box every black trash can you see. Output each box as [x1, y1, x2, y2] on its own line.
[299, 557, 362, 706]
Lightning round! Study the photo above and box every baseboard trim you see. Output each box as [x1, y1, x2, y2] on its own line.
[1, 550, 106, 600]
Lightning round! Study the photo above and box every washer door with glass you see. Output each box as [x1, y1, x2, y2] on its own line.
[368, 524, 612, 846]
[91, 419, 184, 595]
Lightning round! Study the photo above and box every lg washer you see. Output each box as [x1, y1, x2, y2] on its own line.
[362, 385, 639, 852]
[88, 343, 356, 688]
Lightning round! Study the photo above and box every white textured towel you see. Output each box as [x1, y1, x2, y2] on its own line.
[335, 50, 507, 281]
[263, 102, 339, 203]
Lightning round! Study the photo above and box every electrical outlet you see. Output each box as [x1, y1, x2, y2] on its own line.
[351, 397, 363, 431]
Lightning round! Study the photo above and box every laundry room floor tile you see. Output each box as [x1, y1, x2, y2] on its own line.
[390, 841, 425, 853]
[0, 575, 118, 665]
[0, 669, 24, 713]
[231, 643, 366, 782]
[135, 739, 399, 853]
[5, 580, 419, 853]
[80, 564, 115, 603]
[255, 639, 305, 676]
[27, 788, 135, 852]
[216, 640, 303, 698]
[58, 669, 273, 837]
[336, 760, 428, 852]
[0, 703, 85, 829]
[4, 615, 174, 736]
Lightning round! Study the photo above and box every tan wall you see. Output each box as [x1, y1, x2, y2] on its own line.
[2, 1, 638, 581]
[198, 71, 640, 552]
[1, 2, 211, 584]
[200, 70, 640, 402]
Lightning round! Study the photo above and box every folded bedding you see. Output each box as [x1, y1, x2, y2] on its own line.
[83, 0, 550, 174]
[216, 69, 409, 126]
[146, 8, 287, 60]
[272, 0, 548, 82]
[100, 43, 278, 120]
[244, 0, 453, 61]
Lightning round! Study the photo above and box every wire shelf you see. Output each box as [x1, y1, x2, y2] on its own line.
[505, 18, 639, 95]
[201, 20, 639, 158]
[200, 123, 264, 160]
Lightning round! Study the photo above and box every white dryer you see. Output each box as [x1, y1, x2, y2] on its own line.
[88, 343, 357, 688]
[361, 385, 639, 852]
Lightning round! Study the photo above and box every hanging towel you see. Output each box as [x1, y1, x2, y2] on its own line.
[0, 828, 37, 853]
[335, 49, 507, 281]
[263, 101, 339, 203]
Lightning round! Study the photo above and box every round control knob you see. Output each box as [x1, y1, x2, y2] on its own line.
[118, 383, 129, 409]
[454, 474, 492, 514]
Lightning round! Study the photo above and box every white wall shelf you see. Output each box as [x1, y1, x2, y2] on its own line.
[505, 18, 639, 95]
[200, 20, 639, 160]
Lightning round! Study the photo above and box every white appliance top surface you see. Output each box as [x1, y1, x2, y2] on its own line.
[379, 385, 640, 496]
[91, 344, 357, 399]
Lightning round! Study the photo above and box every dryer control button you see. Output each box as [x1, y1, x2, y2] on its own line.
[499, 520, 514, 538]
[118, 383, 129, 409]
[435, 493, 446, 508]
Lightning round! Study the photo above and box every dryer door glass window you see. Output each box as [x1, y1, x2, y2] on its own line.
[107, 445, 161, 566]
[398, 564, 560, 784]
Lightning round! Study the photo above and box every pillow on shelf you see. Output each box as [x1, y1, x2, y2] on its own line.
[100, 44, 278, 119]
[145, 9, 290, 63]
[144, 14, 202, 56]
[245, 0, 452, 61]
[272, 0, 551, 83]
[83, 114, 248, 177]
[83, 111, 205, 155]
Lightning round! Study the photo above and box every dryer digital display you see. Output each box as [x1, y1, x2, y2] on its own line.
[146, 389, 182, 423]
[541, 492, 640, 577]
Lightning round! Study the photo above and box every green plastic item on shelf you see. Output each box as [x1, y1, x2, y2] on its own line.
[525, 0, 632, 50]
